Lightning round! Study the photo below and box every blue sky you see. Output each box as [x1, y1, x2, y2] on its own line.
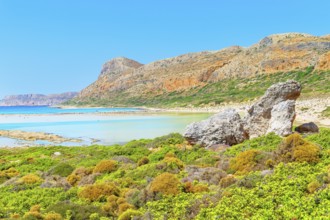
[0, 0, 329, 97]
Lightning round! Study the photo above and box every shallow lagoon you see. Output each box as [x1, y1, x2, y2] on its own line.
[0, 107, 211, 147]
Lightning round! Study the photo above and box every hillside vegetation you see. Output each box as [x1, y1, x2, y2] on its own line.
[1, 128, 330, 219]
[66, 68, 330, 107]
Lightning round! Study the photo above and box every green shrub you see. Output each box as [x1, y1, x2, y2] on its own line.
[160, 156, 185, 173]
[224, 133, 282, 157]
[150, 172, 180, 195]
[23, 205, 43, 220]
[183, 182, 209, 193]
[93, 160, 117, 174]
[146, 133, 185, 148]
[66, 174, 81, 186]
[78, 183, 120, 202]
[118, 203, 134, 215]
[20, 174, 43, 185]
[118, 209, 143, 220]
[49, 163, 74, 177]
[219, 175, 237, 188]
[44, 212, 63, 220]
[0, 167, 20, 184]
[137, 157, 149, 166]
[307, 180, 321, 193]
[46, 202, 105, 220]
[229, 150, 263, 174]
[277, 133, 321, 163]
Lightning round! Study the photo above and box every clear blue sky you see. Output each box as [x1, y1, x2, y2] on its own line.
[0, 0, 329, 98]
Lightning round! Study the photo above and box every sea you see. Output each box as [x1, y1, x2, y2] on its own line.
[0, 106, 210, 147]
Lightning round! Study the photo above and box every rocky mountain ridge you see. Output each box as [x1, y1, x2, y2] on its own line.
[69, 33, 330, 106]
[0, 92, 78, 106]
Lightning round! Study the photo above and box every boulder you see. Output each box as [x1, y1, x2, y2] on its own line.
[266, 100, 296, 136]
[244, 80, 301, 138]
[183, 109, 248, 147]
[295, 122, 319, 133]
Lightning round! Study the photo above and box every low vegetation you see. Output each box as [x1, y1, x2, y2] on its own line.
[322, 106, 330, 118]
[0, 129, 330, 219]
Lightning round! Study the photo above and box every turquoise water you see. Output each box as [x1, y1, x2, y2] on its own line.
[0, 107, 211, 147]
[0, 106, 142, 114]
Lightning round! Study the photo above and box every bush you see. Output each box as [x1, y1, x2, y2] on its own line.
[146, 133, 185, 148]
[237, 173, 263, 189]
[150, 172, 180, 195]
[118, 209, 143, 220]
[23, 211, 43, 220]
[78, 183, 120, 202]
[137, 157, 149, 166]
[183, 182, 209, 193]
[307, 180, 321, 193]
[10, 213, 21, 219]
[277, 133, 320, 163]
[66, 174, 81, 186]
[44, 212, 63, 220]
[159, 156, 185, 173]
[23, 205, 43, 220]
[293, 143, 320, 163]
[4, 167, 20, 177]
[73, 167, 93, 176]
[93, 160, 117, 174]
[20, 174, 43, 184]
[118, 203, 134, 215]
[0, 167, 20, 184]
[219, 175, 237, 188]
[49, 163, 74, 177]
[229, 150, 263, 174]
[46, 202, 105, 220]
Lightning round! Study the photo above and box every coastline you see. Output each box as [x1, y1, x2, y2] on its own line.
[1, 96, 329, 125]
[0, 96, 328, 148]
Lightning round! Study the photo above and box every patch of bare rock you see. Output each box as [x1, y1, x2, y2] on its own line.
[184, 80, 307, 147]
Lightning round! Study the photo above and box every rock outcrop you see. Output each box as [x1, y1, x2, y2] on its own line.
[183, 109, 248, 147]
[266, 100, 296, 136]
[295, 122, 319, 133]
[245, 81, 301, 138]
[184, 81, 301, 147]
[0, 92, 78, 106]
[70, 33, 329, 105]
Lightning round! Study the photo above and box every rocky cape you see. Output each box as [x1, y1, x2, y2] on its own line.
[69, 33, 330, 106]
[0, 92, 78, 106]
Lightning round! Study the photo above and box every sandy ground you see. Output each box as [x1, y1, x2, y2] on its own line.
[146, 97, 330, 127]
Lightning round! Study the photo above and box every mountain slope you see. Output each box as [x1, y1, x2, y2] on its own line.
[68, 33, 330, 107]
[0, 92, 78, 106]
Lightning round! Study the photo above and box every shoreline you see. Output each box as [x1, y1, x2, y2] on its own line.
[0, 97, 328, 148]
[0, 97, 329, 125]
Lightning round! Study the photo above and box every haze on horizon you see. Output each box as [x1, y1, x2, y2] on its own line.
[0, 0, 329, 98]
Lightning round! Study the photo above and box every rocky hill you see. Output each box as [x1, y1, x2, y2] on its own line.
[68, 33, 330, 107]
[0, 92, 78, 106]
